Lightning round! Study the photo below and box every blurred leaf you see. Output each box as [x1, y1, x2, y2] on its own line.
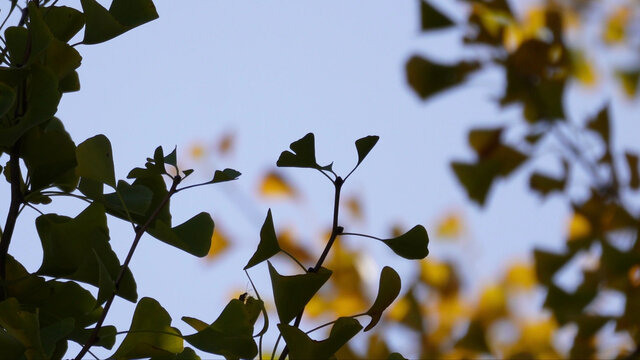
[602, 6, 630, 44]
[278, 317, 362, 360]
[113, 297, 183, 359]
[529, 171, 566, 197]
[469, 128, 502, 157]
[268, 262, 332, 324]
[388, 288, 423, 332]
[451, 161, 499, 205]
[344, 196, 364, 221]
[365, 266, 401, 331]
[217, 132, 234, 155]
[436, 212, 464, 239]
[570, 50, 597, 87]
[455, 319, 489, 353]
[259, 171, 297, 198]
[504, 262, 536, 290]
[183, 299, 259, 359]
[381, 225, 429, 260]
[544, 281, 597, 325]
[406, 56, 479, 100]
[211, 168, 241, 183]
[354, 135, 379, 166]
[277, 133, 330, 170]
[476, 284, 507, 321]
[76, 135, 116, 188]
[245, 209, 281, 269]
[421, 0, 455, 31]
[206, 226, 230, 261]
[533, 248, 571, 285]
[587, 105, 610, 145]
[567, 213, 591, 241]
[36, 203, 137, 302]
[388, 353, 408, 360]
[616, 69, 639, 97]
[625, 152, 639, 190]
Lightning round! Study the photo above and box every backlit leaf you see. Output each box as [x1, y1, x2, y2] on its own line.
[76, 135, 116, 187]
[436, 212, 464, 238]
[206, 226, 230, 261]
[44, 6, 86, 43]
[245, 209, 281, 269]
[183, 299, 259, 359]
[211, 168, 241, 183]
[80, 0, 127, 44]
[26, 2, 54, 62]
[364, 266, 401, 331]
[0, 298, 46, 358]
[277, 133, 330, 170]
[147, 212, 214, 257]
[406, 56, 479, 100]
[268, 262, 332, 324]
[278, 317, 362, 360]
[112, 297, 183, 359]
[0, 82, 15, 118]
[110, 0, 159, 28]
[355, 135, 379, 166]
[381, 225, 429, 260]
[421, 0, 455, 31]
[259, 171, 297, 198]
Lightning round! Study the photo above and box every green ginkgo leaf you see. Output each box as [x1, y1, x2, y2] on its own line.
[245, 209, 281, 269]
[94, 250, 115, 306]
[0, 82, 15, 118]
[421, 0, 455, 31]
[109, 0, 159, 28]
[183, 299, 259, 359]
[80, 0, 128, 44]
[27, 2, 54, 62]
[355, 135, 379, 166]
[76, 135, 116, 188]
[211, 168, 241, 183]
[112, 297, 184, 359]
[406, 56, 479, 100]
[268, 262, 332, 324]
[364, 266, 401, 331]
[277, 133, 330, 170]
[278, 317, 362, 360]
[44, 6, 86, 43]
[381, 225, 429, 260]
[147, 212, 214, 258]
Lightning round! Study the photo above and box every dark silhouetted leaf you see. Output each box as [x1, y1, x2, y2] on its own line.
[112, 297, 183, 359]
[355, 135, 379, 166]
[364, 266, 401, 331]
[0, 82, 15, 118]
[406, 56, 479, 100]
[245, 209, 281, 269]
[587, 105, 610, 145]
[268, 262, 332, 324]
[110, 0, 159, 28]
[44, 6, 86, 43]
[211, 168, 241, 183]
[26, 2, 54, 62]
[76, 135, 116, 187]
[147, 212, 214, 257]
[36, 203, 137, 302]
[0, 298, 46, 358]
[530, 172, 566, 197]
[103, 180, 153, 216]
[277, 133, 330, 170]
[278, 317, 362, 359]
[533, 248, 571, 285]
[183, 299, 259, 359]
[381, 225, 429, 260]
[421, 0, 455, 31]
[80, 0, 127, 44]
[455, 319, 489, 353]
[469, 128, 502, 157]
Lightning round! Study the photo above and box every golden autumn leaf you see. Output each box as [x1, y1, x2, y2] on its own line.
[504, 262, 537, 290]
[387, 296, 410, 322]
[327, 292, 368, 317]
[277, 227, 313, 264]
[567, 213, 591, 241]
[189, 142, 206, 160]
[420, 259, 451, 289]
[258, 171, 297, 199]
[510, 317, 558, 356]
[571, 51, 597, 87]
[603, 7, 630, 44]
[343, 196, 364, 221]
[616, 70, 640, 97]
[476, 284, 507, 322]
[206, 227, 230, 261]
[435, 211, 464, 239]
[217, 132, 235, 155]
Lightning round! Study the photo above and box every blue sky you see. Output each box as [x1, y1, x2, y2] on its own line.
[5, 0, 639, 357]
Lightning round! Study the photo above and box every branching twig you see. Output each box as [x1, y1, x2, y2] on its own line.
[74, 176, 182, 360]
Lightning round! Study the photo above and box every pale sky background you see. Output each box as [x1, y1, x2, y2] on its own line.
[3, 0, 640, 358]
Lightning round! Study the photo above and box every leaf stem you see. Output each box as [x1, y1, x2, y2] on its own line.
[74, 176, 182, 360]
[0, 150, 23, 300]
[280, 249, 307, 272]
[279, 176, 344, 360]
[340, 232, 383, 241]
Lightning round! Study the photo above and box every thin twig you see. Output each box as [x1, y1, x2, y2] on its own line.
[74, 176, 181, 360]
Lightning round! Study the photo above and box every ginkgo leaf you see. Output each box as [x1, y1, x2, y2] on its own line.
[183, 299, 259, 359]
[0, 82, 15, 118]
[259, 171, 297, 198]
[421, 0, 455, 31]
[380, 225, 429, 260]
[278, 317, 362, 359]
[455, 319, 490, 353]
[76, 135, 116, 188]
[533, 249, 571, 285]
[277, 133, 331, 170]
[587, 105, 610, 145]
[211, 168, 241, 183]
[468, 128, 502, 157]
[355, 135, 379, 166]
[625, 152, 639, 189]
[406, 56, 479, 100]
[529, 172, 566, 197]
[112, 297, 183, 359]
[364, 266, 401, 331]
[436, 212, 464, 238]
[268, 262, 332, 324]
[616, 69, 640, 97]
[245, 209, 281, 269]
[206, 227, 230, 261]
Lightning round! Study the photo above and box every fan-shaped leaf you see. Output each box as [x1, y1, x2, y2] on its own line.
[278, 317, 362, 360]
[268, 262, 332, 324]
[211, 168, 241, 183]
[364, 267, 401, 331]
[421, 0, 455, 31]
[76, 135, 116, 188]
[245, 209, 281, 269]
[277, 133, 329, 170]
[355, 135, 379, 166]
[381, 225, 429, 260]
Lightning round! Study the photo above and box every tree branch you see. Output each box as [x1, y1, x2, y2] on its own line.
[0, 150, 24, 300]
[74, 176, 181, 360]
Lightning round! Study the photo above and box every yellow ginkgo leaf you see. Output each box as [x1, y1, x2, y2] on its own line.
[420, 259, 450, 289]
[189, 143, 206, 160]
[206, 227, 230, 261]
[571, 51, 597, 87]
[567, 213, 591, 241]
[328, 292, 368, 317]
[344, 196, 364, 221]
[258, 171, 297, 199]
[515, 317, 557, 354]
[603, 7, 630, 44]
[616, 70, 640, 98]
[477, 284, 507, 322]
[387, 296, 409, 322]
[278, 227, 313, 263]
[217, 132, 234, 155]
[504, 262, 536, 290]
[305, 295, 328, 318]
[436, 211, 464, 239]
